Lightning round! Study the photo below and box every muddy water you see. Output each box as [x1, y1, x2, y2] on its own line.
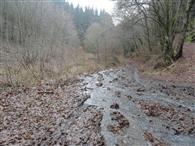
[81, 65, 195, 146]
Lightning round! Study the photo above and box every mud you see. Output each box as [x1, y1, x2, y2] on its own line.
[1, 65, 195, 146]
[82, 65, 195, 146]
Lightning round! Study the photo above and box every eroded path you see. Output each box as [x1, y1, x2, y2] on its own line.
[0, 65, 195, 146]
[81, 65, 195, 146]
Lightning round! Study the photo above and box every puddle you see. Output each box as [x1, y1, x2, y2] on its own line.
[81, 65, 195, 146]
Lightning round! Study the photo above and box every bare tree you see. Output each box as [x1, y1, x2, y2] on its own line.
[114, 0, 195, 64]
[0, 0, 80, 85]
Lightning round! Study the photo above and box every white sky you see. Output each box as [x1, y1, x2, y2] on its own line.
[67, 0, 115, 14]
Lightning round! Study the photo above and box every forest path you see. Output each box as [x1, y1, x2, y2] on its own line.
[1, 65, 195, 146]
[81, 65, 195, 146]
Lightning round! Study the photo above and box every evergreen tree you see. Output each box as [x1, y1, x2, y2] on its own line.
[62, 2, 104, 46]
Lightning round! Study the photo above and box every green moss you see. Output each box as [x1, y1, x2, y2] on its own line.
[186, 34, 193, 42]
[186, 19, 195, 42]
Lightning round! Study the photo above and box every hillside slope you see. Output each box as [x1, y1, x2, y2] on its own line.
[141, 43, 195, 85]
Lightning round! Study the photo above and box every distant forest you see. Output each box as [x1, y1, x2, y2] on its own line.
[0, 0, 194, 86]
[0, 0, 120, 86]
[63, 1, 109, 44]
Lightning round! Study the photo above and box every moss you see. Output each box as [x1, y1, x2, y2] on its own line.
[186, 34, 193, 42]
[185, 19, 195, 42]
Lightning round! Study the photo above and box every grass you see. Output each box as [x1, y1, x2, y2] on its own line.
[0, 51, 127, 90]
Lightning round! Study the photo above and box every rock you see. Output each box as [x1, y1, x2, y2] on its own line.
[97, 74, 104, 81]
[137, 87, 145, 92]
[115, 91, 121, 97]
[110, 103, 120, 109]
[86, 94, 91, 98]
[178, 105, 182, 108]
[127, 95, 133, 100]
[96, 82, 103, 87]
[109, 78, 118, 83]
[113, 78, 119, 82]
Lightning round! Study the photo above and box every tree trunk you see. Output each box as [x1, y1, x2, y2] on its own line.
[2, 0, 7, 41]
[164, 35, 174, 65]
[174, 0, 194, 60]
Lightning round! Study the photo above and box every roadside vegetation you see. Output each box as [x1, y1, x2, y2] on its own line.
[114, 0, 195, 65]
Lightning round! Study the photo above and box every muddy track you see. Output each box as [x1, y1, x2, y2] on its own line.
[0, 65, 195, 146]
[81, 65, 195, 146]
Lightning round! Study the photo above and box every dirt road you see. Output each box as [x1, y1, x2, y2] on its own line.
[82, 65, 195, 146]
[1, 65, 195, 146]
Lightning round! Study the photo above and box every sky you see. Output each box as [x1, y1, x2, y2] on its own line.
[67, 0, 115, 14]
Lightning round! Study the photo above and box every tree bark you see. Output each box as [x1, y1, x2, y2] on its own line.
[2, 0, 7, 41]
[174, 0, 194, 60]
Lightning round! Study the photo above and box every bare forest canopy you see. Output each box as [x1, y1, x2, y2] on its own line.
[0, 0, 122, 86]
[0, 0, 195, 86]
[114, 0, 195, 65]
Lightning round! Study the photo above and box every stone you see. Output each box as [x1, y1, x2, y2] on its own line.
[110, 103, 120, 109]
